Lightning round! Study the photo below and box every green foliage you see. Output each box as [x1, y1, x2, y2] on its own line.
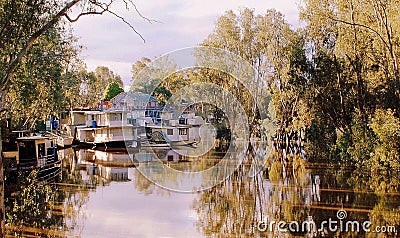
[296, 0, 400, 166]
[0, 0, 130, 129]
[369, 109, 400, 170]
[103, 81, 124, 101]
[130, 56, 181, 104]
[5, 26, 81, 129]
[347, 111, 376, 166]
[80, 66, 123, 105]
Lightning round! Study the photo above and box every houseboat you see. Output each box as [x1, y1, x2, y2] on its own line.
[3, 135, 61, 181]
[143, 112, 206, 147]
[75, 109, 139, 149]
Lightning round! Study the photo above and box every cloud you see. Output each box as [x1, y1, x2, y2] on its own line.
[71, 0, 301, 86]
[78, 180, 200, 237]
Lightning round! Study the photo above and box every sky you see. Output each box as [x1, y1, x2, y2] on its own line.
[71, 0, 301, 87]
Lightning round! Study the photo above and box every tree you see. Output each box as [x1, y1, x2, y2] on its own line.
[103, 81, 124, 101]
[299, 0, 400, 164]
[80, 66, 124, 104]
[95, 66, 124, 88]
[4, 26, 82, 130]
[0, 0, 149, 235]
[130, 56, 179, 104]
[199, 8, 307, 160]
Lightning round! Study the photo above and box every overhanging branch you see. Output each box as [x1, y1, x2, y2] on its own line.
[93, 0, 146, 42]
[64, 9, 107, 22]
[1, 0, 81, 91]
[1, 0, 150, 92]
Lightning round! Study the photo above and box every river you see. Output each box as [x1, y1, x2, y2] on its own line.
[6, 146, 400, 237]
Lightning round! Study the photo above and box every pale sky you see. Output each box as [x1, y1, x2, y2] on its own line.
[71, 0, 301, 87]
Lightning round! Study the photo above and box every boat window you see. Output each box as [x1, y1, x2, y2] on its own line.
[37, 143, 45, 158]
[112, 130, 122, 136]
[128, 118, 137, 125]
[167, 155, 174, 161]
[179, 128, 188, 135]
[18, 141, 36, 164]
[167, 129, 174, 135]
[110, 113, 122, 121]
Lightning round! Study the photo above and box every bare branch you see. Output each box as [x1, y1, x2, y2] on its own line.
[64, 9, 107, 22]
[126, 0, 160, 24]
[93, 1, 146, 42]
[107, 8, 145, 42]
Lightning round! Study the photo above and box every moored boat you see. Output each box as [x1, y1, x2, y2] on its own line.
[3, 135, 61, 181]
[56, 135, 74, 148]
[75, 109, 140, 150]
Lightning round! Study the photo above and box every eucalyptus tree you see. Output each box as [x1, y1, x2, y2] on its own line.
[300, 0, 400, 164]
[86, 66, 123, 103]
[95, 66, 123, 87]
[130, 56, 182, 104]
[0, 0, 148, 235]
[4, 27, 81, 130]
[199, 8, 308, 161]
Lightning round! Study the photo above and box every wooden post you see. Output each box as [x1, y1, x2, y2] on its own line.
[0, 128, 4, 238]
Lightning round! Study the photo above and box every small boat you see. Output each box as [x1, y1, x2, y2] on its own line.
[3, 135, 61, 181]
[140, 131, 197, 148]
[54, 134, 74, 148]
[45, 131, 74, 148]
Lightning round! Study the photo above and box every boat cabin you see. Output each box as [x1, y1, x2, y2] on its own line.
[75, 109, 138, 148]
[16, 136, 57, 168]
[146, 112, 205, 142]
[84, 109, 129, 127]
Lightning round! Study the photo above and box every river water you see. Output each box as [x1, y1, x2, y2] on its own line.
[9, 147, 400, 237]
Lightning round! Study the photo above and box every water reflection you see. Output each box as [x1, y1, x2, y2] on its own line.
[194, 147, 400, 237]
[61, 148, 200, 237]
[5, 146, 400, 237]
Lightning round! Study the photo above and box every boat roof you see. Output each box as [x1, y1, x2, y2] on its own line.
[77, 125, 137, 130]
[146, 125, 191, 129]
[104, 109, 129, 113]
[83, 109, 128, 115]
[84, 111, 102, 115]
[17, 136, 52, 141]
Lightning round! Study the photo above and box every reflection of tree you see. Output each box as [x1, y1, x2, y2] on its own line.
[5, 149, 94, 236]
[55, 152, 92, 235]
[262, 159, 311, 236]
[6, 171, 58, 237]
[132, 167, 170, 197]
[193, 148, 269, 237]
[133, 168, 157, 195]
[198, 155, 349, 237]
[348, 167, 400, 238]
